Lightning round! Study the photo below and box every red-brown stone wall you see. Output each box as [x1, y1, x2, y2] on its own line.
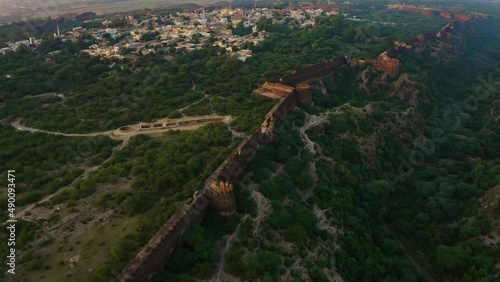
[280, 55, 347, 86]
[365, 59, 400, 75]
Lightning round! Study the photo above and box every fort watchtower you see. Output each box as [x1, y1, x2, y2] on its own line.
[365, 57, 400, 75]
[205, 180, 237, 216]
[296, 83, 313, 104]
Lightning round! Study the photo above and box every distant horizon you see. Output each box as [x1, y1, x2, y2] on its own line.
[0, 0, 499, 25]
[0, 0, 215, 24]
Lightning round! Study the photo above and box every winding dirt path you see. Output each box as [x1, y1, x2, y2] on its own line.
[383, 222, 437, 282]
[10, 114, 232, 145]
[10, 141, 123, 224]
[178, 94, 210, 117]
[249, 182, 272, 236]
[11, 119, 113, 137]
[212, 214, 249, 282]
[299, 103, 351, 155]
[23, 92, 67, 100]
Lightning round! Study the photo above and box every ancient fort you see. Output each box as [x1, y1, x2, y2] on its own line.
[117, 13, 475, 282]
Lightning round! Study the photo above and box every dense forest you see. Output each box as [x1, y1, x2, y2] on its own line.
[385, 17, 500, 282]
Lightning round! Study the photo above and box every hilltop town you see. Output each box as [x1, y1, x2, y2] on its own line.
[1, 4, 343, 60]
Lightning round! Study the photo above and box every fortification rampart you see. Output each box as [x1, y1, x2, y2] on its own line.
[119, 14, 476, 282]
[279, 55, 347, 86]
[118, 194, 210, 282]
[259, 81, 295, 97]
[391, 5, 474, 22]
[204, 90, 298, 188]
[200, 90, 299, 217]
[365, 58, 400, 75]
[363, 15, 473, 75]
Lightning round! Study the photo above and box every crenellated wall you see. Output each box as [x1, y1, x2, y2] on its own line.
[259, 81, 295, 97]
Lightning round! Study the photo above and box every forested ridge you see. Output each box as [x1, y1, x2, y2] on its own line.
[158, 17, 500, 282]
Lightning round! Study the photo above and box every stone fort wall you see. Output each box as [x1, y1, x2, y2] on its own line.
[362, 17, 473, 75]
[364, 58, 400, 75]
[118, 80, 303, 282]
[392, 4, 472, 22]
[117, 15, 474, 282]
[279, 55, 347, 86]
[118, 194, 210, 282]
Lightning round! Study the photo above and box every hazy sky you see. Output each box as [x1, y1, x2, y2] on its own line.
[0, 0, 208, 23]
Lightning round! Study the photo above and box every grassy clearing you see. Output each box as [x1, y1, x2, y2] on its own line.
[19, 215, 141, 282]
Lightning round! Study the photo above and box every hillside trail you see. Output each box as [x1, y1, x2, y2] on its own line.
[383, 221, 437, 282]
[211, 214, 249, 282]
[299, 103, 350, 154]
[9, 114, 231, 143]
[11, 140, 124, 223]
[249, 181, 272, 236]
[178, 93, 211, 117]
[23, 92, 67, 100]
[11, 119, 114, 137]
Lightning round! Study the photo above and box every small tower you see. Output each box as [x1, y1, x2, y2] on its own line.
[295, 83, 313, 104]
[206, 180, 237, 216]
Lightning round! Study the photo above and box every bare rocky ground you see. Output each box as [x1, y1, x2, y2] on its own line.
[479, 184, 500, 246]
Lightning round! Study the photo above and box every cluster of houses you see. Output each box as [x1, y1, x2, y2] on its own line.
[0, 4, 344, 61]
